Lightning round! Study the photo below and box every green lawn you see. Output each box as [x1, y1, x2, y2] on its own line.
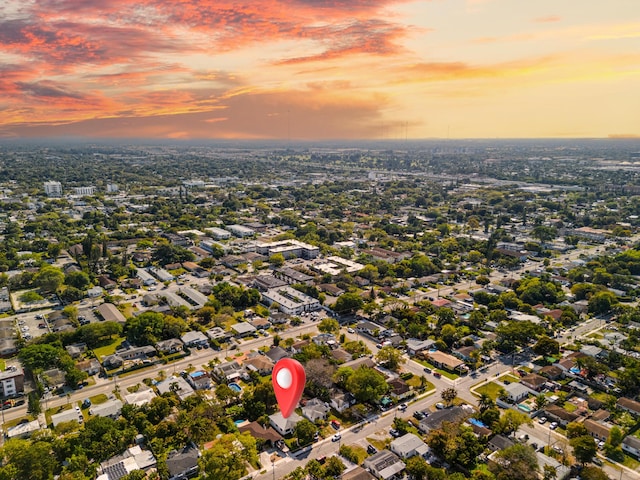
[622, 453, 640, 470]
[366, 437, 390, 451]
[93, 337, 125, 359]
[474, 381, 506, 400]
[415, 359, 459, 380]
[89, 393, 109, 405]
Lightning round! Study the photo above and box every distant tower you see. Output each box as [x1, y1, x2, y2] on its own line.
[44, 181, 62, 197]
[106, 184, 119, 193]
[73, 186, 95, 196]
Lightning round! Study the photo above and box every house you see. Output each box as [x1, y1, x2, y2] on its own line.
[544, 405, 579, 427]
[238, 421, 284, 448]
[124, 388, 157, 407]
[580, 345, 604, 358]
[390, 433, 429, 459]
[51, 409, 82, 427]
[96, 303, 127, 323]
[206, 327, 230, 342]
[357, 320, 381, 337]
[583, 419, 611, 442]
[388, 378, 411, 401]
[503, 383, 530, 403]
[362, 449, 405, 480]
[102, 354, 124, 369]
[265, 346, 289, 364]
[617, 397, 640, 417]
[90, 399, 123, 419]
[166, 444, 200, 480]
[156, 338, 184, 354]
[98, 275, 117, 290]
[539, 365, 563, 381]
[423, 350, 466, 373]
[98, 446, 157, 480]
[453, 345, 477, 363]
[622, 436, 640, 459]
[419, 406, 470, 434]
[186, 371, 211, 390]
[488, 434, 515, 452]
[87, 286, 103, 298]
[330, 390, 354, 413]
[231, 322, 257, 337]
[213, 360, 247, 382]
[313, 333, 337, 348]
[180, 331, 209, 348]
[5, 420, 40, 439]
[65, 343, 87, 359]
[269, 411, 302, 436]
[243, 354, 274, 375]
[405, 338, 435, 356]
[342, 466, 376, 480]
[331, 348, 352, 363]
[302, 398, 330, 423]
[156, 376, 195, 400]
[76, 358, 101, 376]
[520, 373, 547, 391]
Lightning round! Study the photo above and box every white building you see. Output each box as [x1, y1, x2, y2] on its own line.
[261, 286, 321, 315]
[390, 433, 429, 459]
[255, 239, 319, 260]
[44, 181, 62, 197]
[226, 224, 255, 237]
[106, 184, 119, 193]
[148, 266, 174, 282]
[204, 227, 231, 240]
[136, 268, 157, 286]
[74, 186, 95, 196]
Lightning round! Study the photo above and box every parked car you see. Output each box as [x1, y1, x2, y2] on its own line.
[549, 422, 558, 430]
[423, 367, 432, 374]
[413, 411, 426, 420]
[389, 429, 400, 438]
[331, 420, 341, 430]
[367, 445, 377, 455]
[433, 372, 442, 378]
[538, 417, 547, 424]
[347, 328, 355, 334]
[331, 433, 342, 442]
[398, 403, 407, 411]
[435, 402, 445, 410]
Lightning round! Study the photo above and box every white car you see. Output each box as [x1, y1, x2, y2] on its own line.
[549, 422, 558, 430]
[331, 433, 342, 442]
[347, 328, 355, 334]
[538, 417, 547, 424]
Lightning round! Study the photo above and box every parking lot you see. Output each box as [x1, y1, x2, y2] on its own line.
[13, 311, 52, 340]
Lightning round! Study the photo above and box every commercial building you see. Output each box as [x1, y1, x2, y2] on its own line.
[73, 186, 95, 196]
[255, 239, 319, 259]
[44, 181, 63, 197]
[0, 367, 24, 397]
[261, 286, 321, 315]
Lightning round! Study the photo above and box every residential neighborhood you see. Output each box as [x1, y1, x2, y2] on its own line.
[1, 141, 640, 480]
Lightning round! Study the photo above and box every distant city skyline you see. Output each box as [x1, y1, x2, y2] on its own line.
[1, 0, 639, 140]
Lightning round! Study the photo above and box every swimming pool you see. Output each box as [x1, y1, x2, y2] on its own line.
[518, 403, 532, 412]
[229, 383, 242, 392]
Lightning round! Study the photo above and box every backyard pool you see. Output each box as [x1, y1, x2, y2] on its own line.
[518, 403, 532, 412]
[229, 383, 242, 392]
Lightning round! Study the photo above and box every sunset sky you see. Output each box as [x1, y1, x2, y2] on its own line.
[1, 0, 639, 140]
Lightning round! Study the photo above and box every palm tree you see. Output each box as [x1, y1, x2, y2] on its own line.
[479, 393, 495, 413]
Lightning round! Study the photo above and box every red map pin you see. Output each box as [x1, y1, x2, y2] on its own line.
[272, 358, 306, 418]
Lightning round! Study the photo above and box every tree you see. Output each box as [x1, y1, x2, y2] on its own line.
[534, 394, 548, 412]
[33, 265, 65, 293]
[532, 226, 558, 243]
[579, 466, 609, 480]
[405, 456, 430, 480]
[318, 318, 339, 334]
[27, 392, 41, 415]
[533, 336, 560, 356]
[295, 419, 317, 446]
[65, 271, 90, 290]
[495, 410, 532, 436]
[488, 444, 539, 480]
[199, 433, 256, 480]
[440, 387, 457, 407]
[323, 456, 346, 478]
[344, 366, 388, 403]
[588, 291, 618, 314]
[153, 243, 195, 266]
[333, 292, 364, 315]
[375, 346, 406, 371]
[478, 393, 495, 413]
[268, 253, 285, 267]
[570, 435, 597, 465]
[565, 421, 588, 439]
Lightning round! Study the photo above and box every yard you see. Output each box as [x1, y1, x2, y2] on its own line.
[92, 337, 125, 359]
[474, 381, 506, 400]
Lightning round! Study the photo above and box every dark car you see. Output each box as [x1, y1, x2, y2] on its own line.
[433, 372, 442, 378]
[413, 411, 426, 420]
[423, 367, 432, 374]
[367, 445, 377, 455]
[389, 429, 400, 438]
